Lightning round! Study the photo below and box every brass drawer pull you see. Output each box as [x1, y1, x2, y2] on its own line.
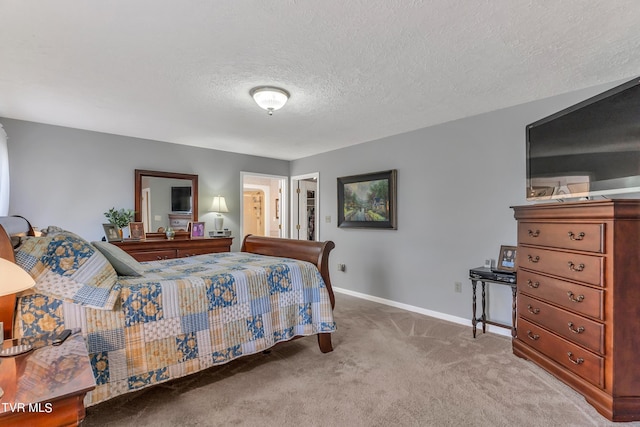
[527, 304, 540, 315]
[526, 330, 540, 340]
[527, 255, 540, 263]
[568, 231, 585, 241]
[527, 279, 540, 289]
[567, 291, 585, 303]
[528, 229, 540, 237]
[568, 262, 585, 272]
[568, 322, 585, 334]
[567, 352, 584, 365]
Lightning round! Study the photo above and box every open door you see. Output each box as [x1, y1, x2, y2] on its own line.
[291, 173, 319, 241]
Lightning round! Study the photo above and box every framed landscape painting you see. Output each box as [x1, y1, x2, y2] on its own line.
[337, 169, 397, 229]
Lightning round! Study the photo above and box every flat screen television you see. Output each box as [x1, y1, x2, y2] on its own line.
[526, 77, 640, 201]
[171, 186, 192, 212]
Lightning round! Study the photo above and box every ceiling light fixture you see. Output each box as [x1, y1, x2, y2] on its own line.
[250, 86, 290, 115]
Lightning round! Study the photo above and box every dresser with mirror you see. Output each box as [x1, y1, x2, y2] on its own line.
[113, 169, 233, 261]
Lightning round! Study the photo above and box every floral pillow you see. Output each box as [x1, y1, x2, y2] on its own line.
[14, 228, 121, 310]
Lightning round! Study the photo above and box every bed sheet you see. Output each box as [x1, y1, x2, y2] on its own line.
[15, 252, 336, 405]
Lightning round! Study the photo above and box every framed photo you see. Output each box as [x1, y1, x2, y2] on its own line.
[190, 221, 205, 239]
[497, 245, 517, 272]
[337, 169, 397, 229]
[129, 222, 145, 240]
[102, 223, 122, 242]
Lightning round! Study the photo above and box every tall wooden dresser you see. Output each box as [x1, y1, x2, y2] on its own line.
[512, 200, 640, 422]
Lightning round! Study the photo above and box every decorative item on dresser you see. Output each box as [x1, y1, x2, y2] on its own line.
[112, 237, 233, 261]
[103, 207, 135, 238]
[210, 195, 229, 231]
[512, 200, 640, 422]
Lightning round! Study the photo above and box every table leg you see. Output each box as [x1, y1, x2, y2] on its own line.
[471, 280, 477, 338]
[511, 284, 517, 338]
[481, 282, 487, 334]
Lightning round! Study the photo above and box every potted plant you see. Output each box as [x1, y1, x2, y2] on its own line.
[104, 208, 135, 237]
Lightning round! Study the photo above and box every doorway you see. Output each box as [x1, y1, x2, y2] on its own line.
[243, 189, 265, 236]
[240, 172, 287, 240]
[291, 173, 319, 241]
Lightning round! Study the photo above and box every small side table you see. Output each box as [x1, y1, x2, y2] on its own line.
[469, 267, 517, 338]
[0, 332, 95, 427]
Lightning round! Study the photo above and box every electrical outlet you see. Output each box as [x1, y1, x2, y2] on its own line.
[454, 282, 462, 293]
[337, 263, 346, 272]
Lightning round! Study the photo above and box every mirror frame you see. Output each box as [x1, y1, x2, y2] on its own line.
[134, 169, 199, 224]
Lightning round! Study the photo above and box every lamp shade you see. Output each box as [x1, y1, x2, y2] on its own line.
[0, 258, 35, 297]
[210, 196, 229, 213]
[250, 87, 289, 115]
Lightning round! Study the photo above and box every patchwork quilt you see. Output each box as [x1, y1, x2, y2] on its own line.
[15, 252, 336, 406]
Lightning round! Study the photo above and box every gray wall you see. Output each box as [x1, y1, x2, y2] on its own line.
[1, 79, 624, 323]
[2, 119, 289, 250]
[291, 81, 623, 323]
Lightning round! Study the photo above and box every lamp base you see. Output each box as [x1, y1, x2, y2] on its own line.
[214, 215, 224, 231]
[0, 344, 33, 357]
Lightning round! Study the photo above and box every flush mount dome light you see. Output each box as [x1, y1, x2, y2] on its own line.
[250, 86, 290, 115]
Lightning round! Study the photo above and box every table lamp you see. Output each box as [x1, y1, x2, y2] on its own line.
[0, 257, 35, 345]
[0, 258, 35, 398]
[210, 195, 229, 231]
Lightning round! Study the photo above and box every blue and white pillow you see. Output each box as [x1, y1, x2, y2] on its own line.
[14, 228, 120, 310]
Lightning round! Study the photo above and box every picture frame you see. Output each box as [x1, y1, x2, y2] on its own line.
[102, 223, 122, 242]
[496, 245, 517, 272]
[190, 221, 205, 239]
[337, 169, 397, 229]
[128, 222, 145, 240]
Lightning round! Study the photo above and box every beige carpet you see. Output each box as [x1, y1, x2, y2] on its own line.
[84, 293, 639, 427]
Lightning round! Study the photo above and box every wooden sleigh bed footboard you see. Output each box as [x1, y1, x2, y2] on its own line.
[241, 234, 336, 353]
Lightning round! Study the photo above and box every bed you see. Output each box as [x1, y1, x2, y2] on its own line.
[0, 216, 336, 406]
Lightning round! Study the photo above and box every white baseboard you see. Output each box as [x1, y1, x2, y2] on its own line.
[333, 286, 512, 338]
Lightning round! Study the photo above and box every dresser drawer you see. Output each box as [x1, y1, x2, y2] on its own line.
[130, 249, 177, 262]
[517, 317, 604, 388]
[518, 222, 604, 253]
[517, 247, 603, 286]
[518, 293, 604, 354]
[518, 270, 603, 319]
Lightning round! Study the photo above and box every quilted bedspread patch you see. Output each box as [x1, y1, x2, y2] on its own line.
[15, 252, 336, 406]
[14, 231, 120, 310]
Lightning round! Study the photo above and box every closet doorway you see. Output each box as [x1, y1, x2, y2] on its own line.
[240, 172, 287, 240]
[291, 173, 319, 241]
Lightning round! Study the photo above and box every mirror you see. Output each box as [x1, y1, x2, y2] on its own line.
[134, 169, 199, 234]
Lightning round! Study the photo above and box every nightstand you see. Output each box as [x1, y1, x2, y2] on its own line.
[0, 332, 95, 426]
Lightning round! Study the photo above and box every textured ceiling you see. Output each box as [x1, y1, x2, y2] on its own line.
[1, 1, 639, 160]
